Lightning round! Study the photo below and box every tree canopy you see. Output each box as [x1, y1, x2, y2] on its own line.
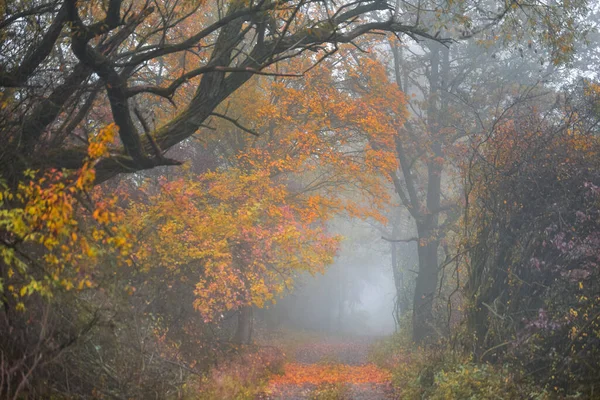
[1, 0, 588, 183]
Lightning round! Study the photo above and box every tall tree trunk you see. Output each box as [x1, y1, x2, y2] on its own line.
[390, 39, 449, 343]
[234, 306, 253, 344]
[411, 42, 446, 343]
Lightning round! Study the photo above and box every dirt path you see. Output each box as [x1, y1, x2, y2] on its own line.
[258, 336, 396, 399]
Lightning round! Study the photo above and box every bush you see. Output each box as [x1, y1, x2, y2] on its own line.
[430, 363, 543, 400]
[370, 331, 445, 398]
[464, 99, 600, 395]
[371, 332, 550, 399]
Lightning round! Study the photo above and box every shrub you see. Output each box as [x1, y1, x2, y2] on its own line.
[371, 332, 550, 399]
[431, 363, 533, 400]
[464, 99, 600, 395]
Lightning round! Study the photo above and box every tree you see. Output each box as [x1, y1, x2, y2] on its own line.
[1, 1, 588, 313]
[119, 52, 403, 343]
[380, 0, 591, 339]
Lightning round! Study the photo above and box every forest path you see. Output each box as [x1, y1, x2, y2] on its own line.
[258, 336, 396, 399]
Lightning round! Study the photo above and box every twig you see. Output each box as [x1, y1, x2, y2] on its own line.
[213, 66, 303, 77]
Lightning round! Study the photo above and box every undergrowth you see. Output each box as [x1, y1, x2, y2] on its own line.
[184, 346, 284, 399]
[310, 382, 350, 400]
[370, 329, 555, 399]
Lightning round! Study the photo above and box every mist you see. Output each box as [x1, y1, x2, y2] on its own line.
[263, 218, 399, 337]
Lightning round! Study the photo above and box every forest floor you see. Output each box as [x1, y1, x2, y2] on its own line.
[257, 335, 396, 399]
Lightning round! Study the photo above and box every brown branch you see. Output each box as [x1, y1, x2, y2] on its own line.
[125, 63, 302, 100]
[134, 107, 165, 160]
[67, 0, 147, 162]
[210, 112, 260, 137]
[120, 1, 280, 68]
[0, 3, 56, 31]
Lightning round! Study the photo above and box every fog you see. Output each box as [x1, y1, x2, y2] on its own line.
[262, 218, 400, 336]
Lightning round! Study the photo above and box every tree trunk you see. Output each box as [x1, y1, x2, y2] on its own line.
[413, 220, 440, 342]
[390, 224, 404, 329]
[412, 146, 443, 342]
[390, 40, 449, 343]
[234, 306, 253, 344]
[411, 42, 448, 343]
[337, 279, 344, 333]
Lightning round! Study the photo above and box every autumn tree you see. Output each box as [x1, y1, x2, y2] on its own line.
[120, 52, 403, 343]
[0, 0, 435, 184]
[0, 0, 588, 318]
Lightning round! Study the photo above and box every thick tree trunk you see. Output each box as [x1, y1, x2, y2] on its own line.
[234, 306, 253, 344]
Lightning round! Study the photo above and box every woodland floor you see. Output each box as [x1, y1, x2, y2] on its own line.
[258, 336, 396, 399]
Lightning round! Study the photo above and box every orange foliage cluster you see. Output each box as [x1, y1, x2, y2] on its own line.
[121, 49, 407, 321]
[127, 170, 339, 320]
[269, 363, 392, 385]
